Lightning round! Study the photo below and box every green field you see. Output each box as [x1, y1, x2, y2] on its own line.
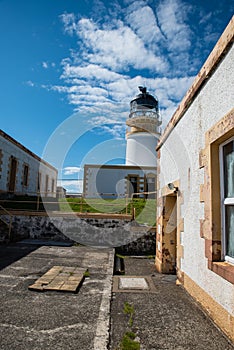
[0, 195, 156, 227]
[59, 197, 156, 226]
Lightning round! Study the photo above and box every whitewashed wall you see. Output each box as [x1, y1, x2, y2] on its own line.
[0, 133, 57, 196]
[159, 44, 234, 315]
[84, 165, 156, 198]
[126, 132, 158, 167]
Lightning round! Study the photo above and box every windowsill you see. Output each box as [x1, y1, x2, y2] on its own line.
[209, 261, 234, 284]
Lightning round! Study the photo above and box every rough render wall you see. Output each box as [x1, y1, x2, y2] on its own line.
[158, 44, 234, 316]
[0, 136, 57, 195]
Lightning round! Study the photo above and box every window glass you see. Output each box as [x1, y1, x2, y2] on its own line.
[225, 205, 234, 258]
[223, 140, 234, 198]
[221, 138, 234, 262]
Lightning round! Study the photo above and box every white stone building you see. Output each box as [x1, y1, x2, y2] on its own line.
[0, 129, 57, 197]
[155, 17, 234, 341]
[83, 164, 156, 199]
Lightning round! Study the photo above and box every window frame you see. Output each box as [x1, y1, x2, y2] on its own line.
[220, 136, 234, 265]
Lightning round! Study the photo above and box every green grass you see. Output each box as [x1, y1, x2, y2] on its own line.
[130, 198, 156, 226]
[116, 303, 140, 350]
[118, 332, 140, 350]
[59, 197, 156, 226]
[124, 302, 135, 327]
[0, 195, 156, 227]
[83, 270, 90, 277]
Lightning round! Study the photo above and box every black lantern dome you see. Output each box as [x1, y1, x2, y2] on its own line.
[129, 86, 158, 117]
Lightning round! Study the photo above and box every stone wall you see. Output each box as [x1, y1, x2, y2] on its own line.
[0, 214, 155, 255]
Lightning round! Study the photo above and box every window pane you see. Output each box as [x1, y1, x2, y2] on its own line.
[225, 205, 234, 258]
[223, 140, 234, 198]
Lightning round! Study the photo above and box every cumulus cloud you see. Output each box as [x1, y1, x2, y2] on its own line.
[42, 61, 49, 69]
[125, 4, 163, 46]
[73, 17, 168, 72]
[61, 63, 126, 82]
[57, 179, 83, 193]
[157, 0, 192, 52]
[63, 166, 81, 175]
[45, 0, 229, 139]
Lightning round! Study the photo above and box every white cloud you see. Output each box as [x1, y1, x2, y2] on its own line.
[61, 63, 127, 82]
[42, 61, 49, 69]
[57, 179, 83, 193]
[125, 5, 163, 46]
[63, 166, 81, 175]
[157, 0, 192, 52]
[25, 80, 35, 87]
[47, 0, 227, 141]
[60, 12, 77, 35]
[61, 15, 168, 73]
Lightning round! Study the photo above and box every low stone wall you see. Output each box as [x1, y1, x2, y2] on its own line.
[116, 228, 156, 256]
[0, 213, 156, 255]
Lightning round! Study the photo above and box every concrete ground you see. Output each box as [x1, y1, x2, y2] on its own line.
[110, 257, 234, 350]
[0, 243, 113, 350]
[0, 243, 233, 350]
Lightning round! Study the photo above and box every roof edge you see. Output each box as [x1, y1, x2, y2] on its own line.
[84, 164, 156, 170]
[156, 15, 234, 151]
[0, 129, 58, 173]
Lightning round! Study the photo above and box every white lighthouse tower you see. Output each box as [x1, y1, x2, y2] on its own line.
[125, 86, 161, 167]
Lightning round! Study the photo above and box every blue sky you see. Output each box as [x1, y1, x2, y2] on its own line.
[0, 0, 233, 192]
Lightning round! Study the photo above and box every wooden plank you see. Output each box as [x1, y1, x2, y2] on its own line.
[28, 266, 86, 293]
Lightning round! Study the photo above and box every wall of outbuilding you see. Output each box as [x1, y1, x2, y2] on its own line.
[0, 131, 57, 197]
[156, 19, 234, 341]
[83, 164, 156, 198]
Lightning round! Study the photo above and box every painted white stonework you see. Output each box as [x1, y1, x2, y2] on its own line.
[158, 43, 234, 315]
[125, 132, 159, 167]
[0, 130, 57, 196]
[84, 165, 156, 198]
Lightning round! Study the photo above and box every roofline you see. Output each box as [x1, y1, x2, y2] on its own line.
[0, 129, 58, 173]
[84, 164, 156, 170]
[156, 15, 234, 151]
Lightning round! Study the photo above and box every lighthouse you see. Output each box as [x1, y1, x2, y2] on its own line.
[125, 87, 161, 167]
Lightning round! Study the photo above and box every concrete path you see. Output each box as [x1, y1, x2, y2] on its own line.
[0, 243, 113, 350]
[0, 244, 233, 350]
[110, 257, 234, 350]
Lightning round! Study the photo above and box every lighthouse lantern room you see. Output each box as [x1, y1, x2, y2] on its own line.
[125, 86, 161, 167]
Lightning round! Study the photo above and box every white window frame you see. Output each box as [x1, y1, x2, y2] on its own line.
[220, 136, 234, 265]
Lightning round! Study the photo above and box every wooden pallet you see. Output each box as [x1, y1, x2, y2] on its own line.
[28, 266, 87, 293]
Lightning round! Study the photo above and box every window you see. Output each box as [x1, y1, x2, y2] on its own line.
[51, 178, 55, 194]
[23, 164, 29, 186]
[45, 175, 49, 195]
[37, 172, 41, 191]
[199, 109, 234, 284]
[220, 137, 234, 264]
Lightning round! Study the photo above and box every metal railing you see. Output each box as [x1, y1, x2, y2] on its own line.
[0, 190, 157, 223]
[0, 191, 132, 214]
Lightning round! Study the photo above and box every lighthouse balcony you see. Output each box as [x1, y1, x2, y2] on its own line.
[126, 115, 162, 128]
[126, 124, 162, 136]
